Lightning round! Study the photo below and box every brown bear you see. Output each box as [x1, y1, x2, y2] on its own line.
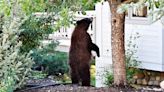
[69, 18, 100, 86]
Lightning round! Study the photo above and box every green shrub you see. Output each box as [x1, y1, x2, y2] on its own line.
[104, 71, 114, 86]
[31, 41, 69, 76]
[104, 33, 141, 86]
[125, 33, 141, 83]
[81, 0, 101, 10]
[19, 16, 54, 53]
[30, 71, 47, 79]
[90, 65, 96, 86]
[91, 75, 96, 86]
[0, 76, 15, 92]
[0, 16, 33, 91]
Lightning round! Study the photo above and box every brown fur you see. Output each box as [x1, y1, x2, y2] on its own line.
[69, 18, 99, 86]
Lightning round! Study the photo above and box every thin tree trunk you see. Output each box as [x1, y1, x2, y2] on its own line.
[108, 0, 126, 86]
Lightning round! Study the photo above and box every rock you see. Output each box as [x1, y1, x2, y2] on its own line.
[160, 80, 164, 89]
[160, 77, 164, 81]
[148, 81, 153, 85]
[131, 79, 136, 84]
[133, 76, 137, 79]
[48, 75, 54, 79]
[142, 79, 148, 85]
[154, 81, 160, 86]
[150, 76, 156, 81]
[137, 79, 142, 85]
[156, 76, 160, 81]
[152, 88, 162, 92]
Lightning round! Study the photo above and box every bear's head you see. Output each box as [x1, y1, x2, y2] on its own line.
[76, 18, 92, 30]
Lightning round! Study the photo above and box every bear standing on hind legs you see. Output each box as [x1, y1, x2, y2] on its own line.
[69, 18, 100, 86]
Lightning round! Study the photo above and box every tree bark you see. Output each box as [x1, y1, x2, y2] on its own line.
[108, 0, 126, 86]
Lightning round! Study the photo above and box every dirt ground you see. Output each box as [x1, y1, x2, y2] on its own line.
[15, 79, 163, 92]
[16, 85, 134, 92]
[15, 84, 163, 92]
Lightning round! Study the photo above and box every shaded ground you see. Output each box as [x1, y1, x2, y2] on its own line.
[16, 84, 137, 92]
[15, 79, 163, 92]
[16, 84, 164, 92]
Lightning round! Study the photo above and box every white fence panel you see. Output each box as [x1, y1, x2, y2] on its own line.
[48, 11, 96, 52]
[125, 21, 164, 71]
[95, 2, 112, 87]
[49, 11, 96, 40]
[95, 1, 164, 87]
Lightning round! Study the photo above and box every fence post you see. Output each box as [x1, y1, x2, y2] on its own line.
[95, 1, 113, 87]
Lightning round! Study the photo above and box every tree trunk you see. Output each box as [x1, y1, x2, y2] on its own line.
[108, 0, 126, 86]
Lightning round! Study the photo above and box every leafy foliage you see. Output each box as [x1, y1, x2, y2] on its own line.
[0, 0, 101, 54]
[30, 71, 47, 79]
[146, 0, 164, 21]
[81, 0, 101, 10]
[104, 33, 141, 86]
[20, 0, 48, 15]
[125, 33, 141, 83]
[90, 65, 96, 86]
[0, 16, 33, 92]
[118, 0, 164, 22]
[19, 16, 54, 53]
[31, 41, 69, 76]
[104, 71, 114, 86]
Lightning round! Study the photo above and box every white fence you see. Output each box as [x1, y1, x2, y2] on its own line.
[49, 1, 164, 87]
[48, 11, 96, 52]
[95, 2, 112, 87]
[49, 12, 96, 40]
[95, 1, 164, 87]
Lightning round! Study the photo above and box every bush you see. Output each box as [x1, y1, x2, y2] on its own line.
[104, 71, 114, 86]
[30, 71, 47, 79]
[19, 16, 54, 53]
[0, 16, 33, 91]
[104, 33, 141, 86]
[82, 0, 101, 10]
[31, 41, 69, 76]
[125, 33, 141, 83]
[90, 65, 96, 86]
